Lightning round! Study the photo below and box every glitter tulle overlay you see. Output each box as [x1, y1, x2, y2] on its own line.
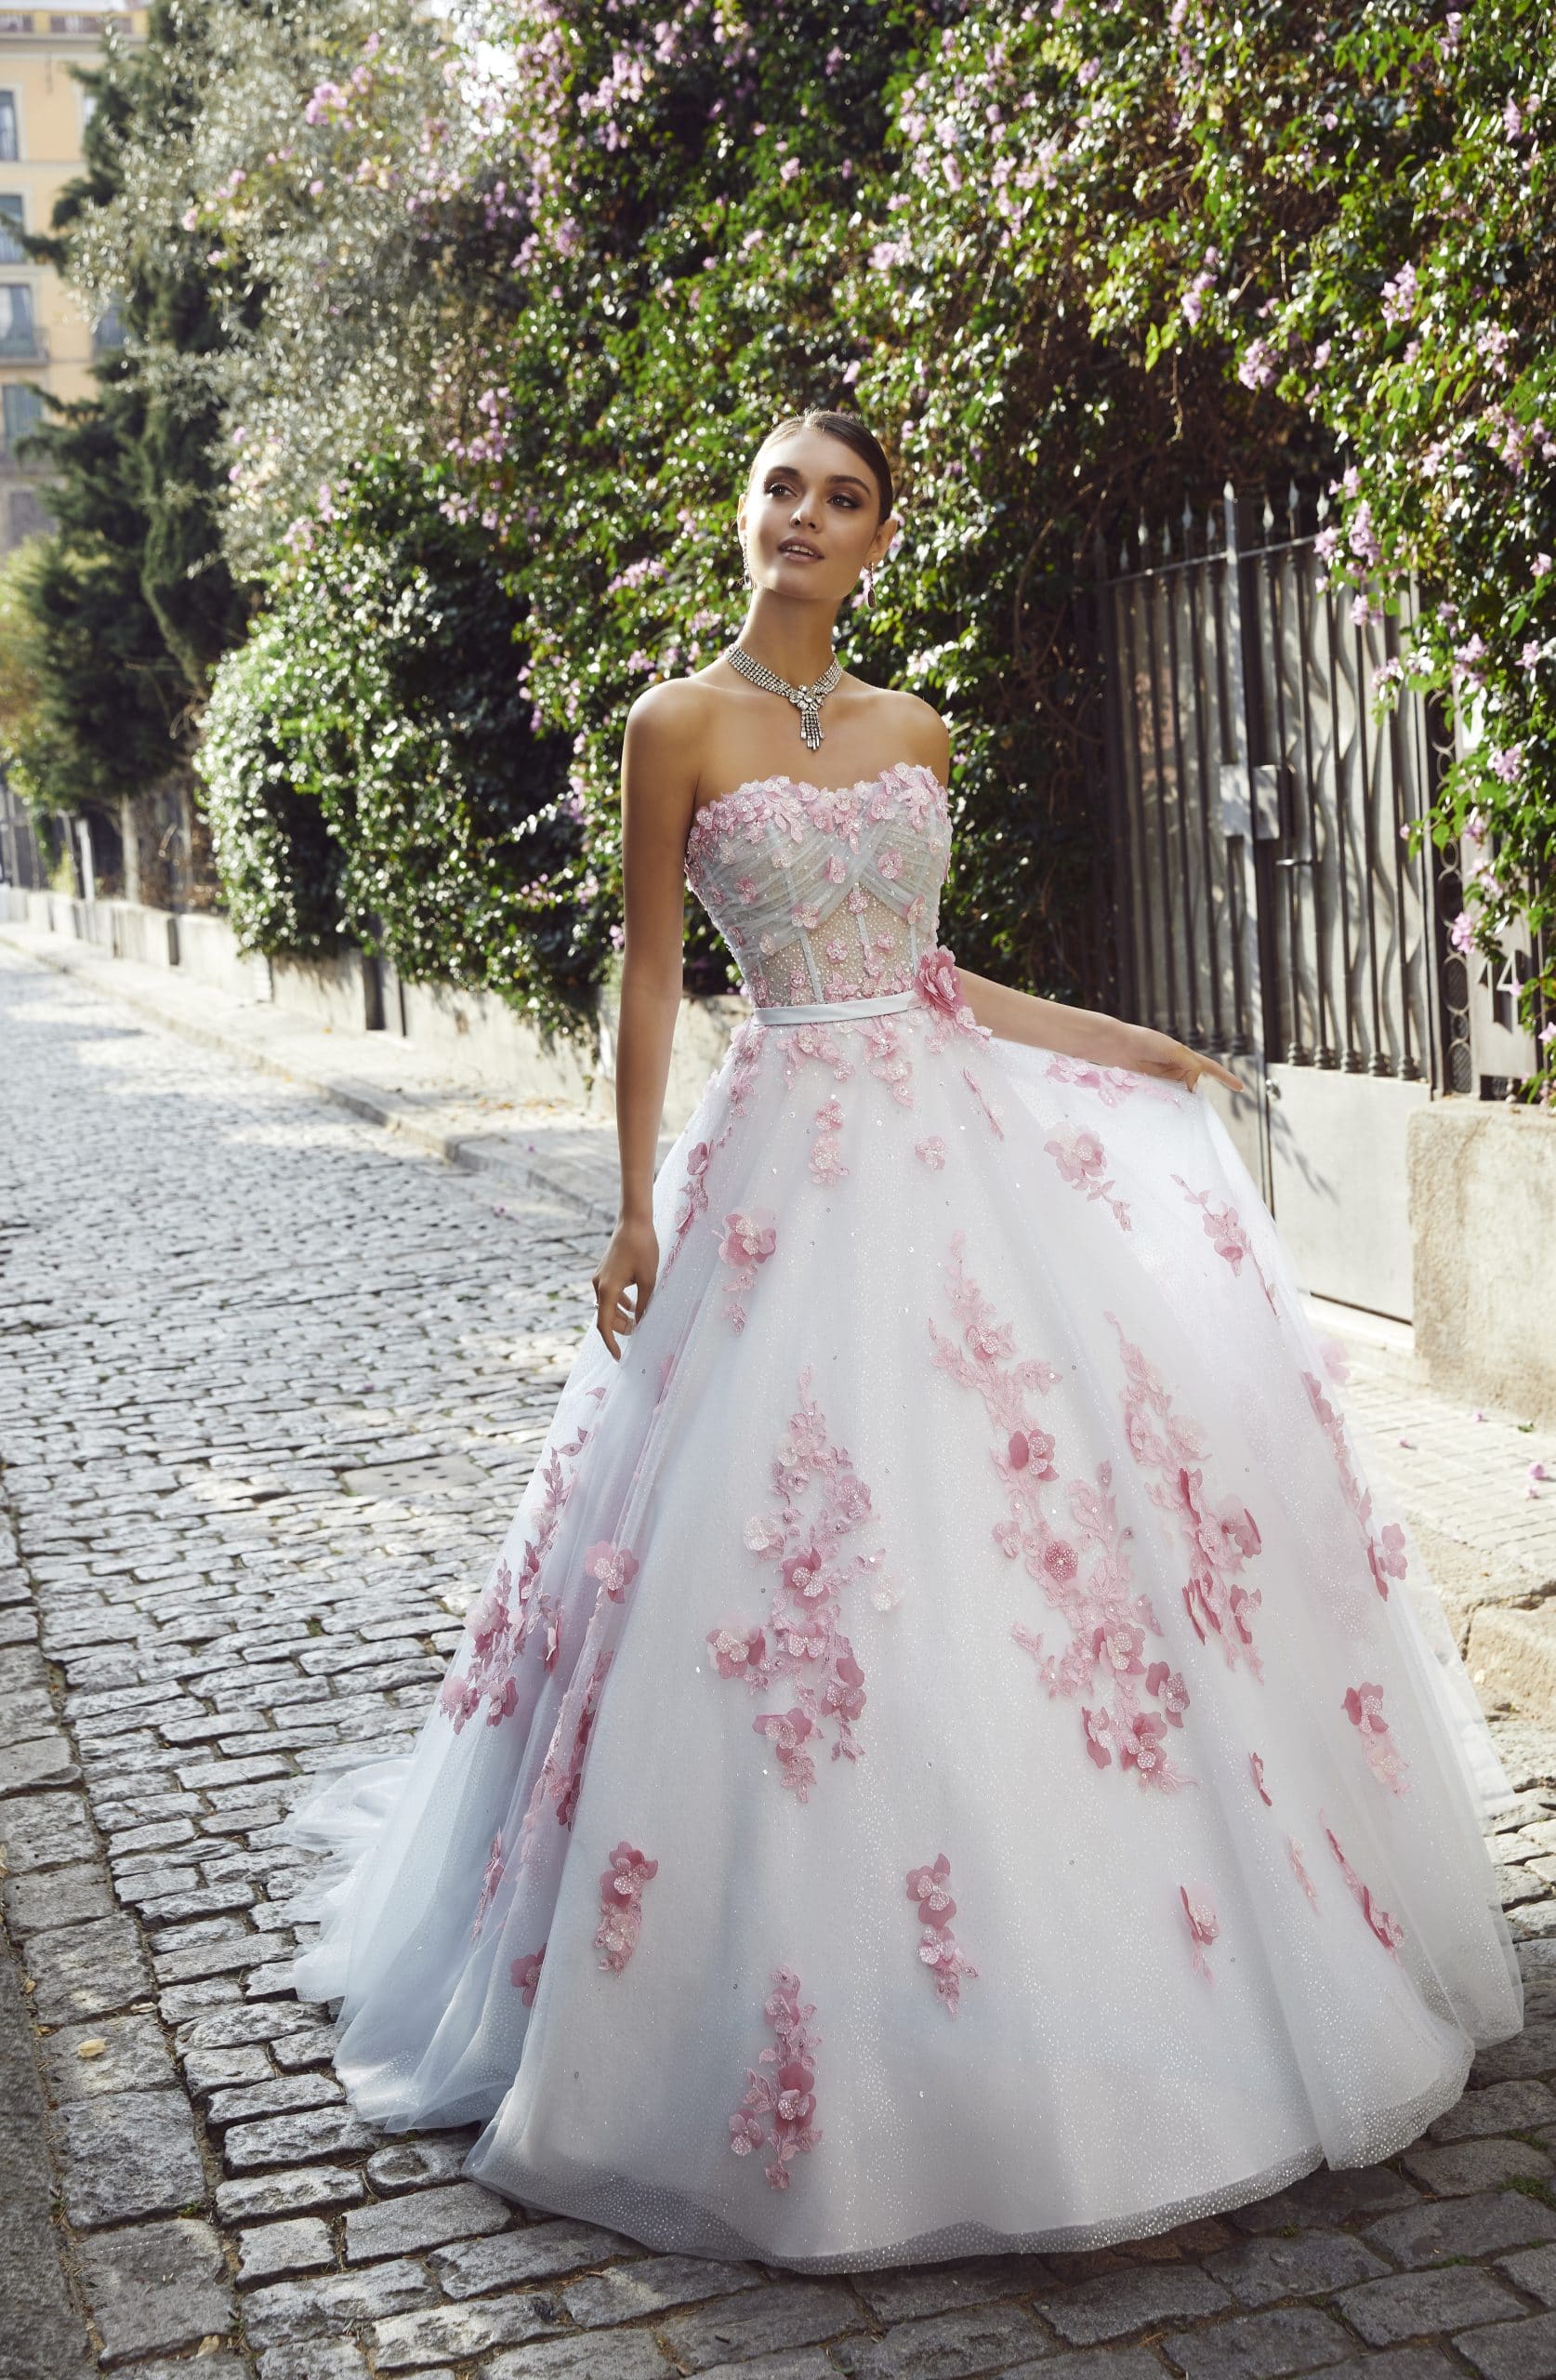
[280, 760, 1523, 2275]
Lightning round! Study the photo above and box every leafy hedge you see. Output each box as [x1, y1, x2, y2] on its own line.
[33, 0, 1556, 1091]
[194, 456, 590, 1033]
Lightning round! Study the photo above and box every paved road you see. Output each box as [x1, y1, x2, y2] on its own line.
[2, 940, 1555, 2380]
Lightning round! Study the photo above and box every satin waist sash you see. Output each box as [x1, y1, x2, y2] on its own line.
[749, 988, 920, 1026]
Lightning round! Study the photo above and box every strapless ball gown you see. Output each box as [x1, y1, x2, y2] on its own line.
[281, 757, 1524, 2275]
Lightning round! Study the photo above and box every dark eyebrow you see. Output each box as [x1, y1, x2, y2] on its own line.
[764, 467, 873, 494]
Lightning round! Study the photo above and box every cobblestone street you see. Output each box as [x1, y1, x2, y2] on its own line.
[3, 935, 1556, 2380]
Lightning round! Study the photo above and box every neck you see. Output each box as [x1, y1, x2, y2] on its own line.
[733, 596, 839, 685]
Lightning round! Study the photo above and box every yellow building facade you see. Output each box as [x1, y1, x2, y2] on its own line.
[0, 7, 148, 555]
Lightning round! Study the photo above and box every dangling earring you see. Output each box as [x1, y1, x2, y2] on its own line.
[740, 537, 754, 592]
[864, 562, 877, 608]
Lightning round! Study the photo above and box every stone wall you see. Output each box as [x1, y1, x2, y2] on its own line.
[1410, 1099, 1556, 1428]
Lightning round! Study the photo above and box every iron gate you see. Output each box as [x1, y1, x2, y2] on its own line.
[1092, 485, 1472, 1321]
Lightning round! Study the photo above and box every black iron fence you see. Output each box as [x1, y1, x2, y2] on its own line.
[1091, 483, 1475, 1093]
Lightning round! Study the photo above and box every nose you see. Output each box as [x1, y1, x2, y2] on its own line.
[789, 496, 818, 530]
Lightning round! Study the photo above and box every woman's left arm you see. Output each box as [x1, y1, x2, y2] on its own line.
[955, 966, 1245, 1097]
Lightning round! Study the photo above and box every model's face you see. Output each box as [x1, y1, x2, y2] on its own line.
[738, 428, 897, 602]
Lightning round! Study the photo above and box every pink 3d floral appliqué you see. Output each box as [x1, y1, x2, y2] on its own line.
[593, 1840, 658, 1974]
[1320, 1808, 1404, 1956]
[1172, 1175, 1277, 1308]
[905, 1853, 979, 2015]
[912, 945, 991, 1051]
[863, 1009, 916, 1107]
[1044, 1051, 1179, 1107]
[960, 1064, 1007, 1140]
[706, 1367, 892, 1802]
[471, 1831, 506, 1942]
[1342, 1680, 1411, 1796]
[1301, 1371, 1410, 1603]
[809, 1098, 849, 1185]
[718, 1207, 778, 1331]
[1180, 1884, 1220, 1983]
[1249, 1749, 1273, 1806]
[665, 1138, 713, 1271]
[584, 1541, 640, 1602]
[532, 1645, 613, 1834]
[929, 1233, 1194, 1792]
[439, 1404, 601, 1732]
[1047, 1125, 1131, 1231]
[729, 1964, 823, 2190]
[510, 1943, 547, 2005]
[916, 1135, 947, 1170]
[1109, 1313, 1265, 1681]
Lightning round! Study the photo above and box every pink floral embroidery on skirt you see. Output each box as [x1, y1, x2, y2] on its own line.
[1249, 1749, 1273, 1805]
[584, 1541, 640, 1602]
[915, 1135, 947, 1169]
[1321, 1808, 1404, 1955]
[1302, 1371, 1410, 1601]
[905, 1853, 979, 2015]
[930, 1234, 1194, 1791]
[1047, 1125, 1131, 1230]
[1343, 1680, 1411, 1795]
[719, 1207, 778, 1331]
[1180, 1884, 1220, 1983]
[863, 1010, 916, 1107]
[1110, 1313, 1265, 1682]
[471, 1831, 506, 1941]
[706, 1368, 890, 1801]
[809, 1098, 849, 1185]
[510, 1943, 547, 2004]
[730, 1965, 823, 2190]
[439, 1418, 594, 1732]
[1173, 1175, 1277, 1307]
[593, 1840, 658, 1973]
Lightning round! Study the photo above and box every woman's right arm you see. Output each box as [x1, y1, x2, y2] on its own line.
[589, 683, 704, 1360]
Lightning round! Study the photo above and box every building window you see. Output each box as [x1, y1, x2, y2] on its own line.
[0, 284, 36, 357]
[2, 380, 43, 454]
[92, 301, 124, 352]
[0, 93, 17, 165]
[0, 194, 22, 264]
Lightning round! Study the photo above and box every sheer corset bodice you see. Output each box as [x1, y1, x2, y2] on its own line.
[683, 760, 952, 1008]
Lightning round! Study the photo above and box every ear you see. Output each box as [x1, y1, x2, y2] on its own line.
[869, 510, 901, 567]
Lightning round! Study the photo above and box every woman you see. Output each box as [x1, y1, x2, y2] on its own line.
[284, 408, 1523, 2275]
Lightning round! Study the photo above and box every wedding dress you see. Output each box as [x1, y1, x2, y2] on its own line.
[282, 757, 1523, 2275]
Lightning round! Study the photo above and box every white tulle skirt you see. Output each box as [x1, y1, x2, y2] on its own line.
[280, 985, 1523, 2273]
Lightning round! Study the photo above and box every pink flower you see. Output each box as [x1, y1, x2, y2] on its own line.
[719, 1207, 777, 1266]
[1081, 1704, 1114, 1769]
[1180, 1884, 1220, 1980]
[584, 1540, 640, 1599]
[1008, 1428, 1057, 1478]
[1044, 1538, 1079, 1584]
[914, 945, 967, 1018]
[905, 1852, 956, 1928]
[707, 1624, 767, 1679]
[1449, 909, 1476, 957]
[510, 1945, 547, 2005]
[915, 1134, 947, 1168]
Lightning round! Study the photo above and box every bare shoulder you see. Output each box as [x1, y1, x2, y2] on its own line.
[620, 675, 714, 810]
[864, 683, 951, 778]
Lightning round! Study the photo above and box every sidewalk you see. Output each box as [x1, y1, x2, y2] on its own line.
[4, 910, 1554, 1752]
[1, 927, 1554, 2380]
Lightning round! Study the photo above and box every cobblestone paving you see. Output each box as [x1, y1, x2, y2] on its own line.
[3, 938, 1556, 2380]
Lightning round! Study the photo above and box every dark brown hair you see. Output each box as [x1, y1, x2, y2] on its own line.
[751, 409, 895, 523]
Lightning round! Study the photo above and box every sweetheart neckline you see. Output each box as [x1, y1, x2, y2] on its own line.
[684, 760, 948, 863]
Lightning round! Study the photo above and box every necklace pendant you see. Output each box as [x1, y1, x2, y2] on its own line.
[799, 700, 824, 751]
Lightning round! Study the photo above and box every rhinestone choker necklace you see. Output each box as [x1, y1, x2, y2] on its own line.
[724, 641, 843, 751]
